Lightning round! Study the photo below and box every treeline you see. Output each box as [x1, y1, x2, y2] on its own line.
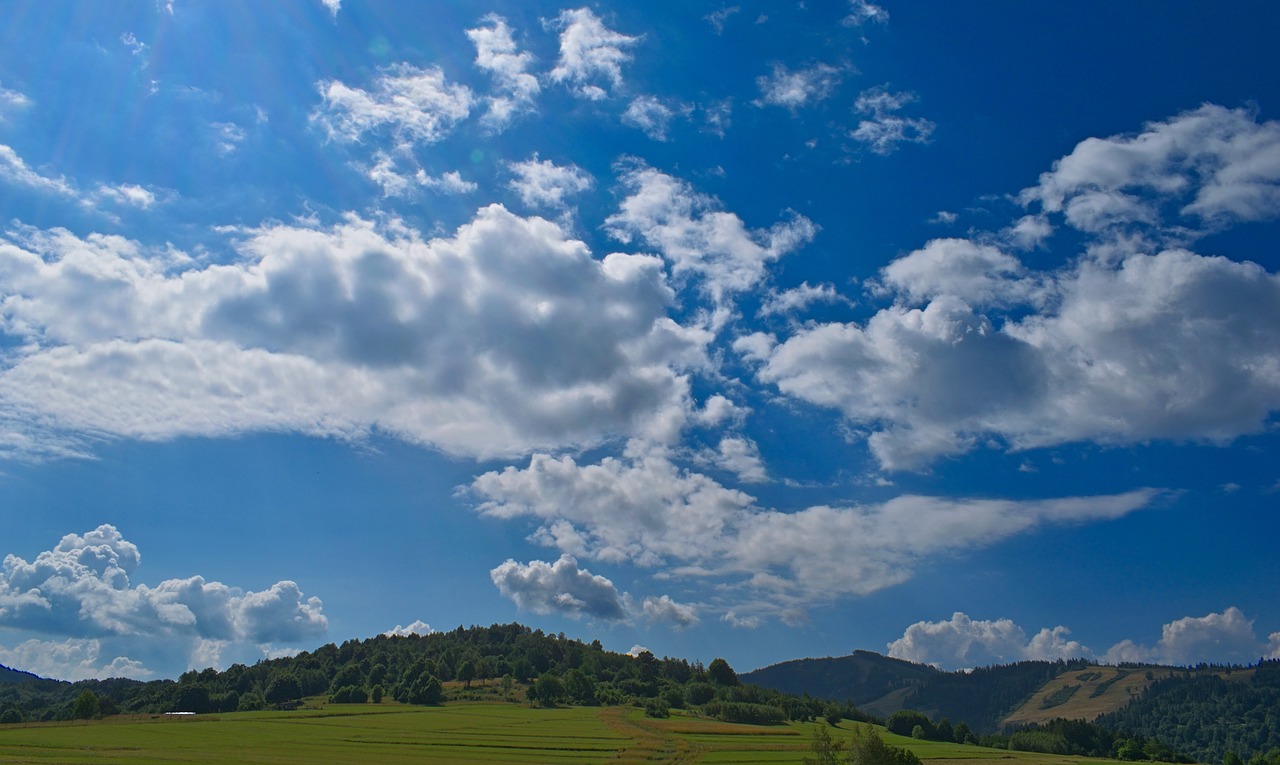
[880, 709, 1189, 763]
[0, 622, 866, 727]
[1098, 659, 1280, 765]
[905, 658, 1093, 733]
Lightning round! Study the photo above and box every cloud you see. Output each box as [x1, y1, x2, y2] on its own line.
[1020, 104, 1280, 232]
[705, 6, 740, 35]
[506, 155, 594, 210]
[0, 638, 152, 681]
[490, 555, 628, 620]
[0, 143, 77, 196]
[384, 620, 434, 637]
[758, 282, 850, 317]
[641, 594, 699, 628]
[313, 64, 474, 145]
[746, 106, 1280, 471]
[546, 8, 640, 101]
[891, 607, 1280, 670]
[843, 0, 889, 26]
[0, 206, 707, 460]
[623, 96, 684, 142]
[470, 443, 1159, 621]
[0, 83, 31, 120]
[705, 436, 768, 483]
[467, 15, 540, 130]
[851, 86, 935, 155]
[887, 612, 1088, 668]
[605, 162, 817, 322]
[211, 121, 247, 155]
[318, 0, 340, 20]
[1104, 607, 1269, 666]
[0, 526, 327, 675]
[755, 63, 843, 112]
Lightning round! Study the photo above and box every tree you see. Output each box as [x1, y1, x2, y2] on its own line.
[458, 660, 476, 689]
[370, 684, 384, 704]
[264, 675, 303, 705]
[0, 709, 21, 724]
[806, 725, 846, 765]
[73, 690, 100, 720]
[708, 658, 739, 686]
[848, 725, 922, 765]
[533, 673, 565, 706]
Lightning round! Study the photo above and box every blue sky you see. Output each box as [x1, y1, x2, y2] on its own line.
[1, 0, 1279, 681]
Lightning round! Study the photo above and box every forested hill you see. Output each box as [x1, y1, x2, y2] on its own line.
[742, 652, 1087, 732]
[0, 666, 40, 685]
[0, 622, 862, 727]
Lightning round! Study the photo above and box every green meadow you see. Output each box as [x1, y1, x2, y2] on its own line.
[0, 701, 1135, 765]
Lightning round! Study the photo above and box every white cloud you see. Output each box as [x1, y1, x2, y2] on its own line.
[0, 638, 151, 681]
[1104, 607, 1268, 666]
[1021, 104, 1280, 232]
[758, 281, 849, 317]
[467, 15, 540, 130]
[851, 86, 935, 155]
[313, 64, 474, 145]
[546, 8, 640, 100]
[708, 436, 768, 483]
[506, 155, 594, 210]
[641, 594, 699, 628]
[623, 96, 684, 142]
[318, 0, 340, 20]
[0, 83, 31, 120]
[748, 107, 1280, 471]
[93, 183, 158, 209]
[755, 63, 842, 112]
[605, 163, 816, 324]
[383, 620, 434, 637]
[490, 555, 628, 620]
[211, 121, 247, 155]
[470, 444, 1159, 620]
[843, 0, 889, 26]
[0, 525, 326, 676]
[705, 6, 740, 35]
[0, 144, 76, 196]
[416, 170, 476, 195]
[887, 612, 1088, 669]
[0, 207, 705, 461]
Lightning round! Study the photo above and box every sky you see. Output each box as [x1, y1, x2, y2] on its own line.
[1, 1, 1279, 682]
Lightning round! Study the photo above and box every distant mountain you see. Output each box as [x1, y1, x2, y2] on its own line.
[744, 652, 1094, 732]
[741, 650, 939, 715]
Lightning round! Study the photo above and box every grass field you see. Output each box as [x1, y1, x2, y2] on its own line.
[0, 701, 1138, 765]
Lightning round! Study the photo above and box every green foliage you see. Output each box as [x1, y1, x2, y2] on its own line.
[887, 710, 933, 739]
[643, 696, 669, 718]
[708, 657, 739, 686]
[329, 685, 368, 704]
[1091, 670, 1131, 698]
[704, 699, 787, 725]
[848, 724, 922, 765]
[1041, 684, 1081, 709]
[72, 690, 99, 720]
[0, 708, 21, 724]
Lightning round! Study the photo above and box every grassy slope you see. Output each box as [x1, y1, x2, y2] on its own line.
[0, 700, 1141, 765]
[1000, 665, 1256, 730]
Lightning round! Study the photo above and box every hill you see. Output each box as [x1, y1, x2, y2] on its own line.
[0, 665, 41, 685]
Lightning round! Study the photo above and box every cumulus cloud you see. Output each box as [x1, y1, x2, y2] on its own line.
[888, 612, 1088, 668]
[467, 15, 540, 130]
[506, 155, 594, 210]
[0, 526, 326, 676]
[746, 106, 1280, 471]
[0, 638, 151, 681]
[851, 86, 935, 155]
[0, 206, 706, 460]
[546, 8, 640, 100]
[470, 444, 1159, 621]
[755, 63, 843, 112]
[1104, 607, 1270, 666]
[490, 555, 628, 620]
[641, 594, 699, 628]
[313, 64, 473, 145]
[384, 620, 434, 637]
[0, 143, 76, 196]
[605, 162, 817, 324]
[890, 608, 1278, 670]
[0, 83, 31, 120]
[1020, 105, 1280, 232]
